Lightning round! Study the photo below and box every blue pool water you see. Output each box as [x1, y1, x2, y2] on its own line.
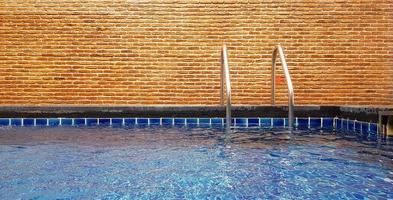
[0, 126, 392, 199]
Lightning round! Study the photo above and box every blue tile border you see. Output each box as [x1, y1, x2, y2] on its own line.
[11, 118, 22, 126]
[310, 118, 321, 129]
[348, 120, 355, 132]
[36, 118, 47, 126]
[0, 119, 9, 126]
[174, 118, 186, 125]
[99, 118, 111, 126]
[235, 118, 247, 127]
[297, 118, 308, 129]
[124, 118, 136, 126]
[112, 118, 123, 126]
[186, 118, 198, 125]
[149, 118, 161, 125]
[23, 118, 34, 126]
[162, 118, 174, 125]
[136, 118, 148, 125]
[370, 123, 378, 134]
[273, 118, 284, 128]
[361, 122, 368, 134]
[0, 117, 381, 137]
[74, 118, 86, 126]
[355, 121, 362, 132]
[48, 118, 60, 126]
[248, 118, 259, 127]
[332, 117, 380, 140]
[336, 118, 342, 130]
[61, 118, 73, 126]
[260, 118, 272, 127]
[211, 118, 223, 125]
[86, 118, 98, 126]
[199, 118, 210, 125]
[322, 118, 334, 129]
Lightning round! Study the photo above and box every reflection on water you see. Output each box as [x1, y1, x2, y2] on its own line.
[0, 126, 392, 168]
[0, 126, 392, 199]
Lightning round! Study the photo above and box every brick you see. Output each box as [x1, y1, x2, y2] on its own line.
[0, 0, 392, 106]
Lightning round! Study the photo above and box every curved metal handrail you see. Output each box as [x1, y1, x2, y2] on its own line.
[220, 44, 232, 132]
[272, 44, 295, 131]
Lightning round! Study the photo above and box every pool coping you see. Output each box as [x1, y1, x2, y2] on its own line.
[0, 106, 391, 123]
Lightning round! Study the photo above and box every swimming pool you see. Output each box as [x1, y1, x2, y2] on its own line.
[0, 125, 392, 199]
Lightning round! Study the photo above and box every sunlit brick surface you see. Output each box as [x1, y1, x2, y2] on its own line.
[0, 1, 392, 106]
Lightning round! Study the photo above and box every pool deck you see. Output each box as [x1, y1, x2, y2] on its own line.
[0, 106, 391, 123]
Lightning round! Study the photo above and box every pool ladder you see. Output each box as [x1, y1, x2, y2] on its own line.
[272, 44, 295, 132]
[220, 44, 232, 132]
[220, 44, 295, 132]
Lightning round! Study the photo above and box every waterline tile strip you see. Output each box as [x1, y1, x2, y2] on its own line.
[0, 117, 377, 135]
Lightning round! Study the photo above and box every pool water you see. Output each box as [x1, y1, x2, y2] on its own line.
[0, 126, 392, 199]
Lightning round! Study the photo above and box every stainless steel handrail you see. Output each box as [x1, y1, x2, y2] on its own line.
[272, 44, 295, 131]
[220, 44, 232, 132]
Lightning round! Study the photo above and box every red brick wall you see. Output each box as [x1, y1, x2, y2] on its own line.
[0, 1, 392, 106]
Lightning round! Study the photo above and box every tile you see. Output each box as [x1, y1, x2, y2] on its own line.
[124, 118, 136, 126]
[11, 118, 22, 126]
[48, 118, 60, 126]
[136, 118, 148, 125]
[174, 118, 186, 125]
[23, 118, 34, 126]
[86, 118, 98, 126]
[273, 118, 284, 127]
[111, 118, 123, 126]
[361, 122, 369, 138]
[297, 118, 308, 129]
[336, 119, 343, 130]
[370, 123, 378, 135]
[354, 121, 362, 132]
[162, 118, 173, 125]
[61, 118, 73, 126]
[0, 117, 362, 132]
[260, 118, 271, 127]
[74, 118, 86, 126]
[235, 118, 247, 127]
[348, 120, 354, 132]
[186, 118, 198, 125]
[310, 118, 321, 129]
[342, 120, 349, 131]
[99, 118, 111, 126]
[35, 118, 47, 126]
[211, 118, 223, 125]
[149, 118, 161, 125]
[248, 118, 259, 127]
[322, 118, 334, 129]
[199, 118, 210, 125]
[0, 119, 9, 126]
[361, 122, 369, 134]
